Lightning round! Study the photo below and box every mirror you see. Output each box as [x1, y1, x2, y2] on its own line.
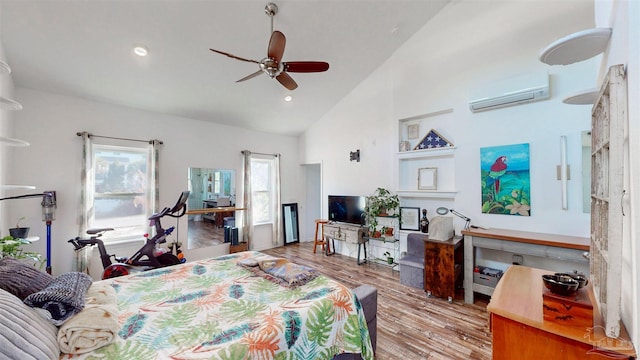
[187, 167, 236, 249]
[582, 131, 591, 213]
[283, 203, 299, 245]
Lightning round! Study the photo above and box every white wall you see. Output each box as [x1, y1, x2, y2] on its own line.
[0, 7, 17, 234]
[598, 0, 640, 350]
[8, 88, 303, 277]
[302, 0, 593, 244]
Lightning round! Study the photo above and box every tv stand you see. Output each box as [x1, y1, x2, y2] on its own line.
[323, 222, 367, 265]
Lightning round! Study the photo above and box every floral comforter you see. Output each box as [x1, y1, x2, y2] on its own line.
[62, 251, 373, 360]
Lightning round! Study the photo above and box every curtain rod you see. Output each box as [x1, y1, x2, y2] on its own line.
[76, 131, 163, 145]
[241, 150, 280, 157]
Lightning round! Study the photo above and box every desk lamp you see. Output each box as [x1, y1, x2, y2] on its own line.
[436, 207, 471, 231]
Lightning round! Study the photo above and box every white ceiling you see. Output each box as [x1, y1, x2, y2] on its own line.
[0, 0, 450, 136]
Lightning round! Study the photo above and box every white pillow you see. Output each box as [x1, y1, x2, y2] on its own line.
[0, 288, 59, 360]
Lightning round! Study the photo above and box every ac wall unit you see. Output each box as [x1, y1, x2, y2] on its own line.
[468, 71, 550, 113]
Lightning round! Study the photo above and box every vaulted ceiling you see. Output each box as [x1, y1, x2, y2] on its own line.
[1, 0, 450, 135]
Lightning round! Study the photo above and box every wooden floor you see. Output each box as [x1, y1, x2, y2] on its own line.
[188, 219, 224, 248]
[262, 242, 492, 360]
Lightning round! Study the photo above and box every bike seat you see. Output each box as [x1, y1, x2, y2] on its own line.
[86, 228, 114, 235]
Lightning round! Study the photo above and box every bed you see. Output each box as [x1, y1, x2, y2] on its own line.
[0, 251, 375, 360]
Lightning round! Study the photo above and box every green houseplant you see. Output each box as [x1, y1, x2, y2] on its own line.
[0, 235, 43, 265]
[364, 187, 400, 235]
[383, 251, 394, 264]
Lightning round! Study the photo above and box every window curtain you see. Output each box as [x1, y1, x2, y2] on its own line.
[74, 132, 93, 273]
[74, 133, 160, 273]
[241, 150, 282, 248]
[273, 154, 282, 246]
[148, 140, 161, 221]
[242, 151, 253, 249]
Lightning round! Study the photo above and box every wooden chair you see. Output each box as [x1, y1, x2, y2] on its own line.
[313, 219, 329, 254]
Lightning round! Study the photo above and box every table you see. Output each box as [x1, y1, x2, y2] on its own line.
[186, 207, 246, 215]
[461, 227, 589, 304]
[323, 222, 367, 265]
[487, 266, 636, 359]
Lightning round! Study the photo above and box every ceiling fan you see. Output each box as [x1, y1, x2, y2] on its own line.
[209, 2, 329, 91]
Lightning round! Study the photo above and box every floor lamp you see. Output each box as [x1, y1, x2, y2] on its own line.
[0, 191, 57, 274]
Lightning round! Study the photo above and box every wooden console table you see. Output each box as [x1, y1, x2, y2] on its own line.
[488, 266, 636, 359]
[323, 222, 367, 265]
[186, 206, 246, 215]
[461, 227, 589, 304]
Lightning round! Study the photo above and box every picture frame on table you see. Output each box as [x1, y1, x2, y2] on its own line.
[418, 167, 437, 190]
[399, 207, 420, 231]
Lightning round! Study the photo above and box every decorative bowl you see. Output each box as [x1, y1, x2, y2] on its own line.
[555, 272, 589, 289]
[542, 274, 580, 296]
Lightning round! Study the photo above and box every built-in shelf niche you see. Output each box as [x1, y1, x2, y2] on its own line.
[397, 109, 457, 199]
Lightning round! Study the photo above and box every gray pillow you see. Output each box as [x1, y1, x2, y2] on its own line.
[0, 288, 60, 359]
[0, 257, 53, 300]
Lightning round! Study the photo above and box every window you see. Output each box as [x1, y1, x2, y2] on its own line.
[86, 143, 156, 242]
[251, 157, 275, 225]
[214, 171, 221, 194]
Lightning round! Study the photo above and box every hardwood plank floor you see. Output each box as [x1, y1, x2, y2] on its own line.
[262, 242, 492, 360]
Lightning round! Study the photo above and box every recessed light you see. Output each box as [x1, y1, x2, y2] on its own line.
[133, 45, 148, 57]
[284, 95, 292, 102]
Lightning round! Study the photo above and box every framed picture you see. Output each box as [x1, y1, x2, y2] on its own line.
[407, 124, 419, 140]
[399, 207, 420, 231]
[418, 167, 437, 190]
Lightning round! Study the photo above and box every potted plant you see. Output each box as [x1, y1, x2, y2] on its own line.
[9, 217, 30, 239]
[364, 187, 400, 235]
[383, 251, 394, 265]
[0, 235, 43, 266]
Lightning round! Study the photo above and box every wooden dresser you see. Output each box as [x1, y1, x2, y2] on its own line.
[487, 266, 636, 359]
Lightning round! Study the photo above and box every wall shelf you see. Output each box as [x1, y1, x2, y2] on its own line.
[396, 190, 457, 199]
[0, 96, 23, 111]
[0, 136, 30, 147]
[0, 185, 36, 190]
[538, 28, 611, 65]
[397, 147, 456, 159]
[563, 88, 599, 105]
[0, 60, 11, 74]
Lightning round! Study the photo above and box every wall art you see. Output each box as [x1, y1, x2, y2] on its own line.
[399, 207, 420, 231]
[480, 143, 530, 216]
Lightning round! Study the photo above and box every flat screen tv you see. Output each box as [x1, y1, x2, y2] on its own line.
[328, 195, 366, 226]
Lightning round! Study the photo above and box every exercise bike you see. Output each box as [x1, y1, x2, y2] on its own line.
[69, 191, 190, 279]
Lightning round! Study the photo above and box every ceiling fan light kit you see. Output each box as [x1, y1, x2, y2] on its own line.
[209, 2, 329, 91]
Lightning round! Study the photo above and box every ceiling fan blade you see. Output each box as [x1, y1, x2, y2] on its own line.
[276, 72, 298, 91]
[283, 61, 330, 73]
[210, 49, 259, 64]
[268, 31, 286, 63]
[236, 70, 264, 83]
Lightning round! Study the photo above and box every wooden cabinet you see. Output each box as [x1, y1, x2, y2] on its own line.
[423, 236, 463, 303]
[488, 266, 635, 360]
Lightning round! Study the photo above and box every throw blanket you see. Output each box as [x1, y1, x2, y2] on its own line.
[24, 272, 92, 325]
[239, 254, 317, 287]
[58, 283, 119, 354]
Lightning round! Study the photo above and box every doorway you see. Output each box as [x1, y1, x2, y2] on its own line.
[303, 163, 322, 242]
